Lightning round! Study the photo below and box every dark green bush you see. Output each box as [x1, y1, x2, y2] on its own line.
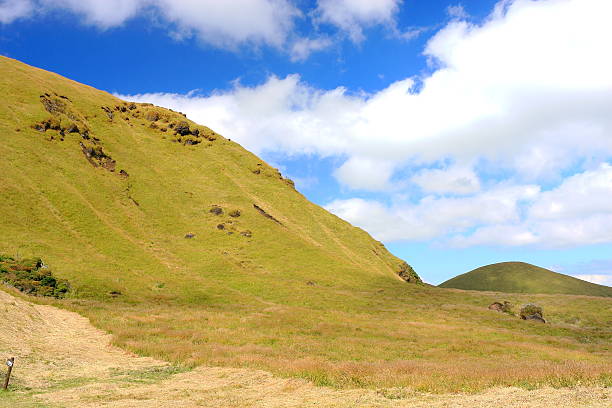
[0, 255, 70, 298]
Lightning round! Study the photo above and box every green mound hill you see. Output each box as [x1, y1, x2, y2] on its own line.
[1, 57, 611, 392]
[439, 262, 612, 297]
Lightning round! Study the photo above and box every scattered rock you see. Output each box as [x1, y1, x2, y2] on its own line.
[101, 106, 114, 120]
[229, 209, 241, 218]
[240, 230, 252, 237]
[108, 290, 122, 297]
[210, 206, 223, 215]
[79, 142, 116, 172]
[253, 204, 282, 225]
[66, 122, 80, 133]
[217, 224, 225, 230]
[40, 95, 67, 114]
[306, 281, 316, 286]
[119, 169, 129, 179]
[184, 233, 196, 239]
[489, 301, 513, 313]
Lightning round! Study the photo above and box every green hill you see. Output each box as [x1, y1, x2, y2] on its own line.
[0, 56, 420, 303]
[439, 262, 612, 297]
[1, 57, 611, 393]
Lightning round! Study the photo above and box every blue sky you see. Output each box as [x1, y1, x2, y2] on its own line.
[2, 0, 612, 285]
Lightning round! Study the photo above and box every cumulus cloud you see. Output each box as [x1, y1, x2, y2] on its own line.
[446, 4, 469, 20]
[314, 0, 402, 42]
[153, 0, 300, 49]
[333, 157, 397, 191]
[326, 163, 612, 247]
[0, 0, 33, 23]
[40, 0, 142, 27]
[2, 0, 300, 49]
[290, 36, 333, 62]
[325, 184, 539, 241]
[411, 165, 480, 195]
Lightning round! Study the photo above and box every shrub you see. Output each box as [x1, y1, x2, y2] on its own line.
[229, 209, 241, 217]
[145, 111, 160, 122]
[0, 255, 70, 298]
[397, 262, 422, 284]
[175, 121, 191, 136]
[520, 303, 544, 322]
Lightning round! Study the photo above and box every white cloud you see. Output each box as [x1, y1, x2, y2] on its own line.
[3, 0, 300, 50]
[0, 0, 33, 24]
[446, 4, 469, 20]
[333, 157, 396, 191]
[153, 0, 300, 49]
[290, 36, 333, 62]
[566, 259, 612, 286]
[411, 165, 480, 195]
[314, 0, 402, 42]
[41, 0, 142, 27]
[529, 164, 612, 220]
[452, 164, 612, 247]
[326, 163, 612, 247]
[325, 184, 539, 241]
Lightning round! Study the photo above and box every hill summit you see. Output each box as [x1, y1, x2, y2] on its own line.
[439, 261, 612, 297]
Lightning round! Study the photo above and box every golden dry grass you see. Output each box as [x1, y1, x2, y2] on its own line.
[1, 289, 610, 408]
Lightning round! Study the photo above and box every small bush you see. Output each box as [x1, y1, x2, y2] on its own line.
[175, 121, 191, 136]
[520, 303, 544, 322]
[145, 111, 160, 122]
[0, 255, 70, 298]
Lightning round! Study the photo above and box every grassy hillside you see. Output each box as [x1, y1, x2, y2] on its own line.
[439, 262, 612, 297]
[1, 57, 611, 393]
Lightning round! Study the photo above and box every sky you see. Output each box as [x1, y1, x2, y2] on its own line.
[2, 0, 611, 285]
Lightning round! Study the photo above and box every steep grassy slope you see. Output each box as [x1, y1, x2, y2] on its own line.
[439, 262, 612, 297]
[0, 56, 418, 304]
[1, 57, 611, 393]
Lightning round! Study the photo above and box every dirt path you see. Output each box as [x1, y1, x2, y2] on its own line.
[0, 289, 609, 407]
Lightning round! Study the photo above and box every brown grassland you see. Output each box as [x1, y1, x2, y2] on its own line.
[1, 289, 610, 407]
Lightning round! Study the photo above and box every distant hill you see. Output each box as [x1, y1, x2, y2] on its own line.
[439, 262, 612, 297]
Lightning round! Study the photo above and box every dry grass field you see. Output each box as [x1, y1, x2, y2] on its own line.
[1, 289, 610, 408]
